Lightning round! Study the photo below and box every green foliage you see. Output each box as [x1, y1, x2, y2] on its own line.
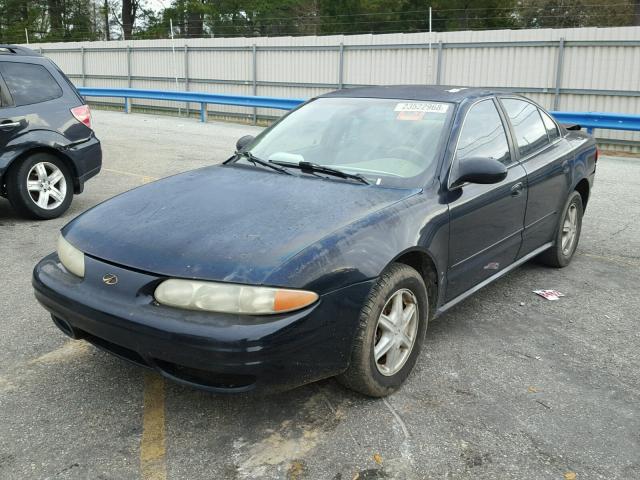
[0, 0, 637, 43]
[0, 0, 101, 43]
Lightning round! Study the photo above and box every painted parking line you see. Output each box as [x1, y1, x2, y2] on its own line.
[103, 167, 159, 183]
[579, 251, 640, 267]
[28, 339, 91, 365]
[141, 372, 167, 480]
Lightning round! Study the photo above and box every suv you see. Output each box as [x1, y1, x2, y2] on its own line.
[0, 45, 101, 219]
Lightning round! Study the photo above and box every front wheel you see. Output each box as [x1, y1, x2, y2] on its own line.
[538, 191, 583, 267]
[337, 263, 429, 397]
[6, 153, 73, 220]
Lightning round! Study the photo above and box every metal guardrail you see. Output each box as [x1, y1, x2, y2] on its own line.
[78, 87, 640, 135]
[549, 111, 640, 134]
[77, 87, 304, 122]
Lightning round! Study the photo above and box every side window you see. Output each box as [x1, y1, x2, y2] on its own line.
[539, 109, 560, 141]
[501, 98, 549, 157]
[0, 62, 62, 107]
[0, 77, 10, 108]
[456, 99, 512, 166]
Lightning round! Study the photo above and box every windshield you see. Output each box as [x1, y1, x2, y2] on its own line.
[247, 97, 454, 187]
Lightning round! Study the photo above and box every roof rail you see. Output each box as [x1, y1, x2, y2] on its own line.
[0, 45, 42, 57]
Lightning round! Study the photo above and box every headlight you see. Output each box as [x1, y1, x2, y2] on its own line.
[57, 234, 85, 278]
[154, 279, 318, 315]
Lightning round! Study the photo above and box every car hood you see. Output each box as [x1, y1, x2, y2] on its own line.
[63, 165, 419, 285]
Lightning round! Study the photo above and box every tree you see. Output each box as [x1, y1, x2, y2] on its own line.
[122, 0, 140, 39]
[515, 0, 636, 28]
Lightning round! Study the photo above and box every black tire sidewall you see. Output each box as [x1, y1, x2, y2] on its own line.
[6, 154, 73, 220]
[554, 191, 583, 266]
[363, 267, 429, 391]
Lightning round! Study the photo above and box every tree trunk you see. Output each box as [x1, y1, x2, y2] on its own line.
[48, 0, 63, 36]
[20, 1, 28, 22]
[104, 0, 110, 40]
[634, 0, 640, 26]
[122, 0, 138, 40]
[188, 11, 203, 38]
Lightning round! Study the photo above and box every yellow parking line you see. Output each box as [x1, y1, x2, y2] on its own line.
[103, 167, 159, 183]
[580, 252, 639, 267]
[140, 372, 167, 480]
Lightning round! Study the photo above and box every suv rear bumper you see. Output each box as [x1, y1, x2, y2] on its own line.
[66, 135, 102, 194]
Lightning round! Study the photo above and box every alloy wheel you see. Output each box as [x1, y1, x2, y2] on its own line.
[374, 288, 419, 376]
[27, 162, 67, 210]
[561, 203, 578, 255]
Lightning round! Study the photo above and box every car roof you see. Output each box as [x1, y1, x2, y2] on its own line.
[0, 44, 42, 57]
[320, 85, 511, 103]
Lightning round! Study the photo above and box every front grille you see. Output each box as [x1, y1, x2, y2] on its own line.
[82, 331, 149, 367]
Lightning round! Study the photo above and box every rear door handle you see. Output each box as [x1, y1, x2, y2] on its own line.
[511, 182, 524, 197]
[0, 120, 21, 130]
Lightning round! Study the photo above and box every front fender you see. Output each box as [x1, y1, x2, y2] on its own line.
[264, 190, 449, 299]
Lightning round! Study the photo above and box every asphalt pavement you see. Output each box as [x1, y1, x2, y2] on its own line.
[1, 110, 638, 480]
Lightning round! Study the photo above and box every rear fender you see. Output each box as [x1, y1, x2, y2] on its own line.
[0, 131, 82, 193]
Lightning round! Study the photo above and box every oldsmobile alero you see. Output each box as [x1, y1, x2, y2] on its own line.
[33, 86, 597, 397]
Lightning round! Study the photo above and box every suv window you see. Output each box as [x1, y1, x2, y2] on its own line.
[501, 98, 549, 157]
[456, 99, 512, 166]
[0, 62, 63, 107]
[539, 109, 560, 141]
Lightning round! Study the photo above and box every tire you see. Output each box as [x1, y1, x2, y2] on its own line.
[6, 153, 73, 220]
[337, 263, 429, 397]
[537, 191, 583, 268]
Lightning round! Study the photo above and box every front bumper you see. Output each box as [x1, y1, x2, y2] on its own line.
[33, 254, 373, 394]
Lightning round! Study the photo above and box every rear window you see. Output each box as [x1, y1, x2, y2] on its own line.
[501, 98, 549, 157]
[0, 62, 63, 107]
[540, 109, 560, 141]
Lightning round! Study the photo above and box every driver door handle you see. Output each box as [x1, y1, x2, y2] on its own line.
[511, 182, 524, 197]
[0, 120, 21, 130]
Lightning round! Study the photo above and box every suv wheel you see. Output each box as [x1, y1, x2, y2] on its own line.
[337, 263, 429, 397]
[6, 153, 73, 220]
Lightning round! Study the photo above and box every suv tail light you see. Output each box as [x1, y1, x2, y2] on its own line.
[70, 105, 92, 130]
[595, 147, 599, 163]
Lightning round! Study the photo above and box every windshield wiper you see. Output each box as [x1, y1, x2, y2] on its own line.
[235, 151, 292, 175]
[269, 160, 369, 185]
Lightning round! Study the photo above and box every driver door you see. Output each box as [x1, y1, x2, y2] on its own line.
[445, 98, 527, 301]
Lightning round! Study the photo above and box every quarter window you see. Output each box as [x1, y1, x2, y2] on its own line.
[501, 99, 549, 156]
[0, 62, 62, 107]
[539, 109, 560, 141]
[456, 99, 512, 166]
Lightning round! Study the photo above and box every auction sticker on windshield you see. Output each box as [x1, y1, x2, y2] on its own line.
[394, 102, 450, 113]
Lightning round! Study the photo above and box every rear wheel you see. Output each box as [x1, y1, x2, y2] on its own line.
[538, 191, 583, 267]
[337, 263, 429, 397]
[6, 153, 73, 220]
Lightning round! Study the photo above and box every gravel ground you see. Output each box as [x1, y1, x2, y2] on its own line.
[1, 110, 638, 480]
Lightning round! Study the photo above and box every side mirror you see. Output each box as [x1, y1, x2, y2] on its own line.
[451, 157, 508, 187]
[236, 135, 255, 152]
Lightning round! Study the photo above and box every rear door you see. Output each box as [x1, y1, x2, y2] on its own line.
[446, 98, 528, 301]
[0, 59, 65, 152]
[0, 63, 28, 152]
[498, 97, 574, 255]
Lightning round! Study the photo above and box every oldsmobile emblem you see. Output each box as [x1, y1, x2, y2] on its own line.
[102, 273, 118, 285]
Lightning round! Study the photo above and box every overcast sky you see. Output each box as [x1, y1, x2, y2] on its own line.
[146, 0, 169, 13]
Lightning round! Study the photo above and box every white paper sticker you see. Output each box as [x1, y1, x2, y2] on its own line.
[394, 102, 449, 113]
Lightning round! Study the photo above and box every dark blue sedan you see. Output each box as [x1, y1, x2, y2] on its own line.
[33, 86, 597, 397]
